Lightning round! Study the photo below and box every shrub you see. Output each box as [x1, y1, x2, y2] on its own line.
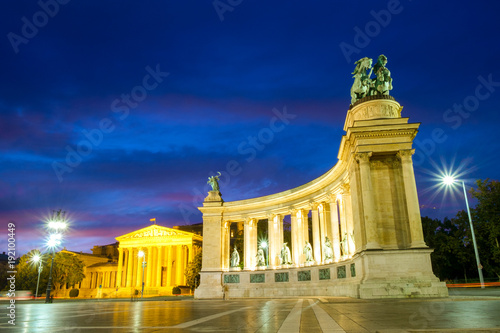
[69, 289, 79, 298]
[172, 286, 181, 295]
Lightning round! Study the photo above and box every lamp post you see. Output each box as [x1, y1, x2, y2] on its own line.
[443, 176, 485, 288]
[45, 210, 67, 303]
[31, 254, 43, 299]
[138, 250, 147, 299]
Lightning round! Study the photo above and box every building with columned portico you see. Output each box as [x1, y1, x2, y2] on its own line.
[54, 224, 202, 298]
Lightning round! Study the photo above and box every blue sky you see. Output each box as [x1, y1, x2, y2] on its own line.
[1, 1, 499, 255]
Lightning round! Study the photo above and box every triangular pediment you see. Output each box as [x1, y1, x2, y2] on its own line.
[116, 224, 198, 241]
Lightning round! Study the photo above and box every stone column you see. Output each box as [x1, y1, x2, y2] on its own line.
[222, 221, 230, 270]
[136, 249, 143, 288]
[267, 215, 283, 268]
[398, 149, 427, 248]
[166, 246, 172, 287]
[116, 247, 123, 288]
[355, 152, 381, 249]
[329, 197, 341, 259]
[146, 247, 153, 287]
[176, 245, 183, 285]
[323, 202, 333, 242]
[290, 210, 299, 265]
[244, 218, 257, 269]
[244, 219, 251, 269]
[339, 193, 348, 255]
[132, 248, 138, 287]
[318, 204, 326, 262]
[156, 246, 163, 287]
[297, 210, 306, 263]
[126, 249, 132, 287]
[342, 185, 355, 255]
[301, 210, 309, 244]
[310, 204, 321, 263]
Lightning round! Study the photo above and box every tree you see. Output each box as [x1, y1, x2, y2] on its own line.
[470, 179, 500, 279]
[422, 179, 500, 282]
[422, 216, 475, 281]
[51, 252, 86, 290]
[13, 250, 50, 293]
[185, 252, 202, 291]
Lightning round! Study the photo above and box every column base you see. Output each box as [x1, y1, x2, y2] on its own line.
[194, 271, 224, 299]
[410, 241, 428, 248]
[364, 242, 382, 250]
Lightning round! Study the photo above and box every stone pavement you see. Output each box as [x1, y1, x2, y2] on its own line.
[1, 296, 500, 332]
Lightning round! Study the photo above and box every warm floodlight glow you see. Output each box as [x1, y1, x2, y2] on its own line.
[336, 194, 342, 201]
[442, 175, 456, 186]
[138, 250, 145, 258]
[261, 241, 268, 249]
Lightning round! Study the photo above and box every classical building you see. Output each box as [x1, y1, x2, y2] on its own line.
[195, 93, 449, 299]
[54, 224, 202, 298]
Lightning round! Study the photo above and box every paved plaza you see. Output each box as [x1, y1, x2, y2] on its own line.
[1, 294, 500, 332]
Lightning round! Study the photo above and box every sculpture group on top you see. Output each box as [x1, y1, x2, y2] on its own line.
[350, 54, 393, 105]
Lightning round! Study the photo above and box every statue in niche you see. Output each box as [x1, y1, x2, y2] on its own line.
[230, 247, 240, 267]
[207, 172, 221, 192]
[350, 54, 393, 104]
[280, 242, 292, 265]
[340, 232, 349, 256]
[256, 247, 266, 266]
[324, 236, 333, 260]
[303, 241, 314, 263]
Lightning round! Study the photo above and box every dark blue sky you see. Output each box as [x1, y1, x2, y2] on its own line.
[2, 1, 499, 255]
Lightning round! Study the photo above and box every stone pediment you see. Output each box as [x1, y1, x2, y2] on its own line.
[116, 225, 198, 242]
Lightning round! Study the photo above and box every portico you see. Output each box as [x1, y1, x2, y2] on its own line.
[115, 225, 202, 296]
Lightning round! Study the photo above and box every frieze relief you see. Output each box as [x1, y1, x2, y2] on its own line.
[354, 104, 398, 121]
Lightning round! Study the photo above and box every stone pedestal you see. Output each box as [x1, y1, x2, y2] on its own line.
[194, 190, 224, 299]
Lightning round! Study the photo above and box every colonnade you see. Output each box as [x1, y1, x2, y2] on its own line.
[115, 244, 193, 288]
[87, 271, 118, 289]
[223, 190, 356, 270]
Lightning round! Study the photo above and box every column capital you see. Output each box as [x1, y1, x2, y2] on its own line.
[309, 202, 319, 210]
[289, 208, 298, 215]
[397, 149, 415, 162]
[341, 183, 351, 195]
[244, 217, 255, 226]
[355, 152, 372, 163]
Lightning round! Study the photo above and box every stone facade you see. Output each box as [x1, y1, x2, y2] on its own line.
[195, 97, 448, 299]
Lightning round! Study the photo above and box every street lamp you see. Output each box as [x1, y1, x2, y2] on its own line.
[31, 253, 43, 299]
[442, 176, 485, 288]
[138, 250, 147, 299]
[45, 210, 67, 303]
[260, 240, 269, 266]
